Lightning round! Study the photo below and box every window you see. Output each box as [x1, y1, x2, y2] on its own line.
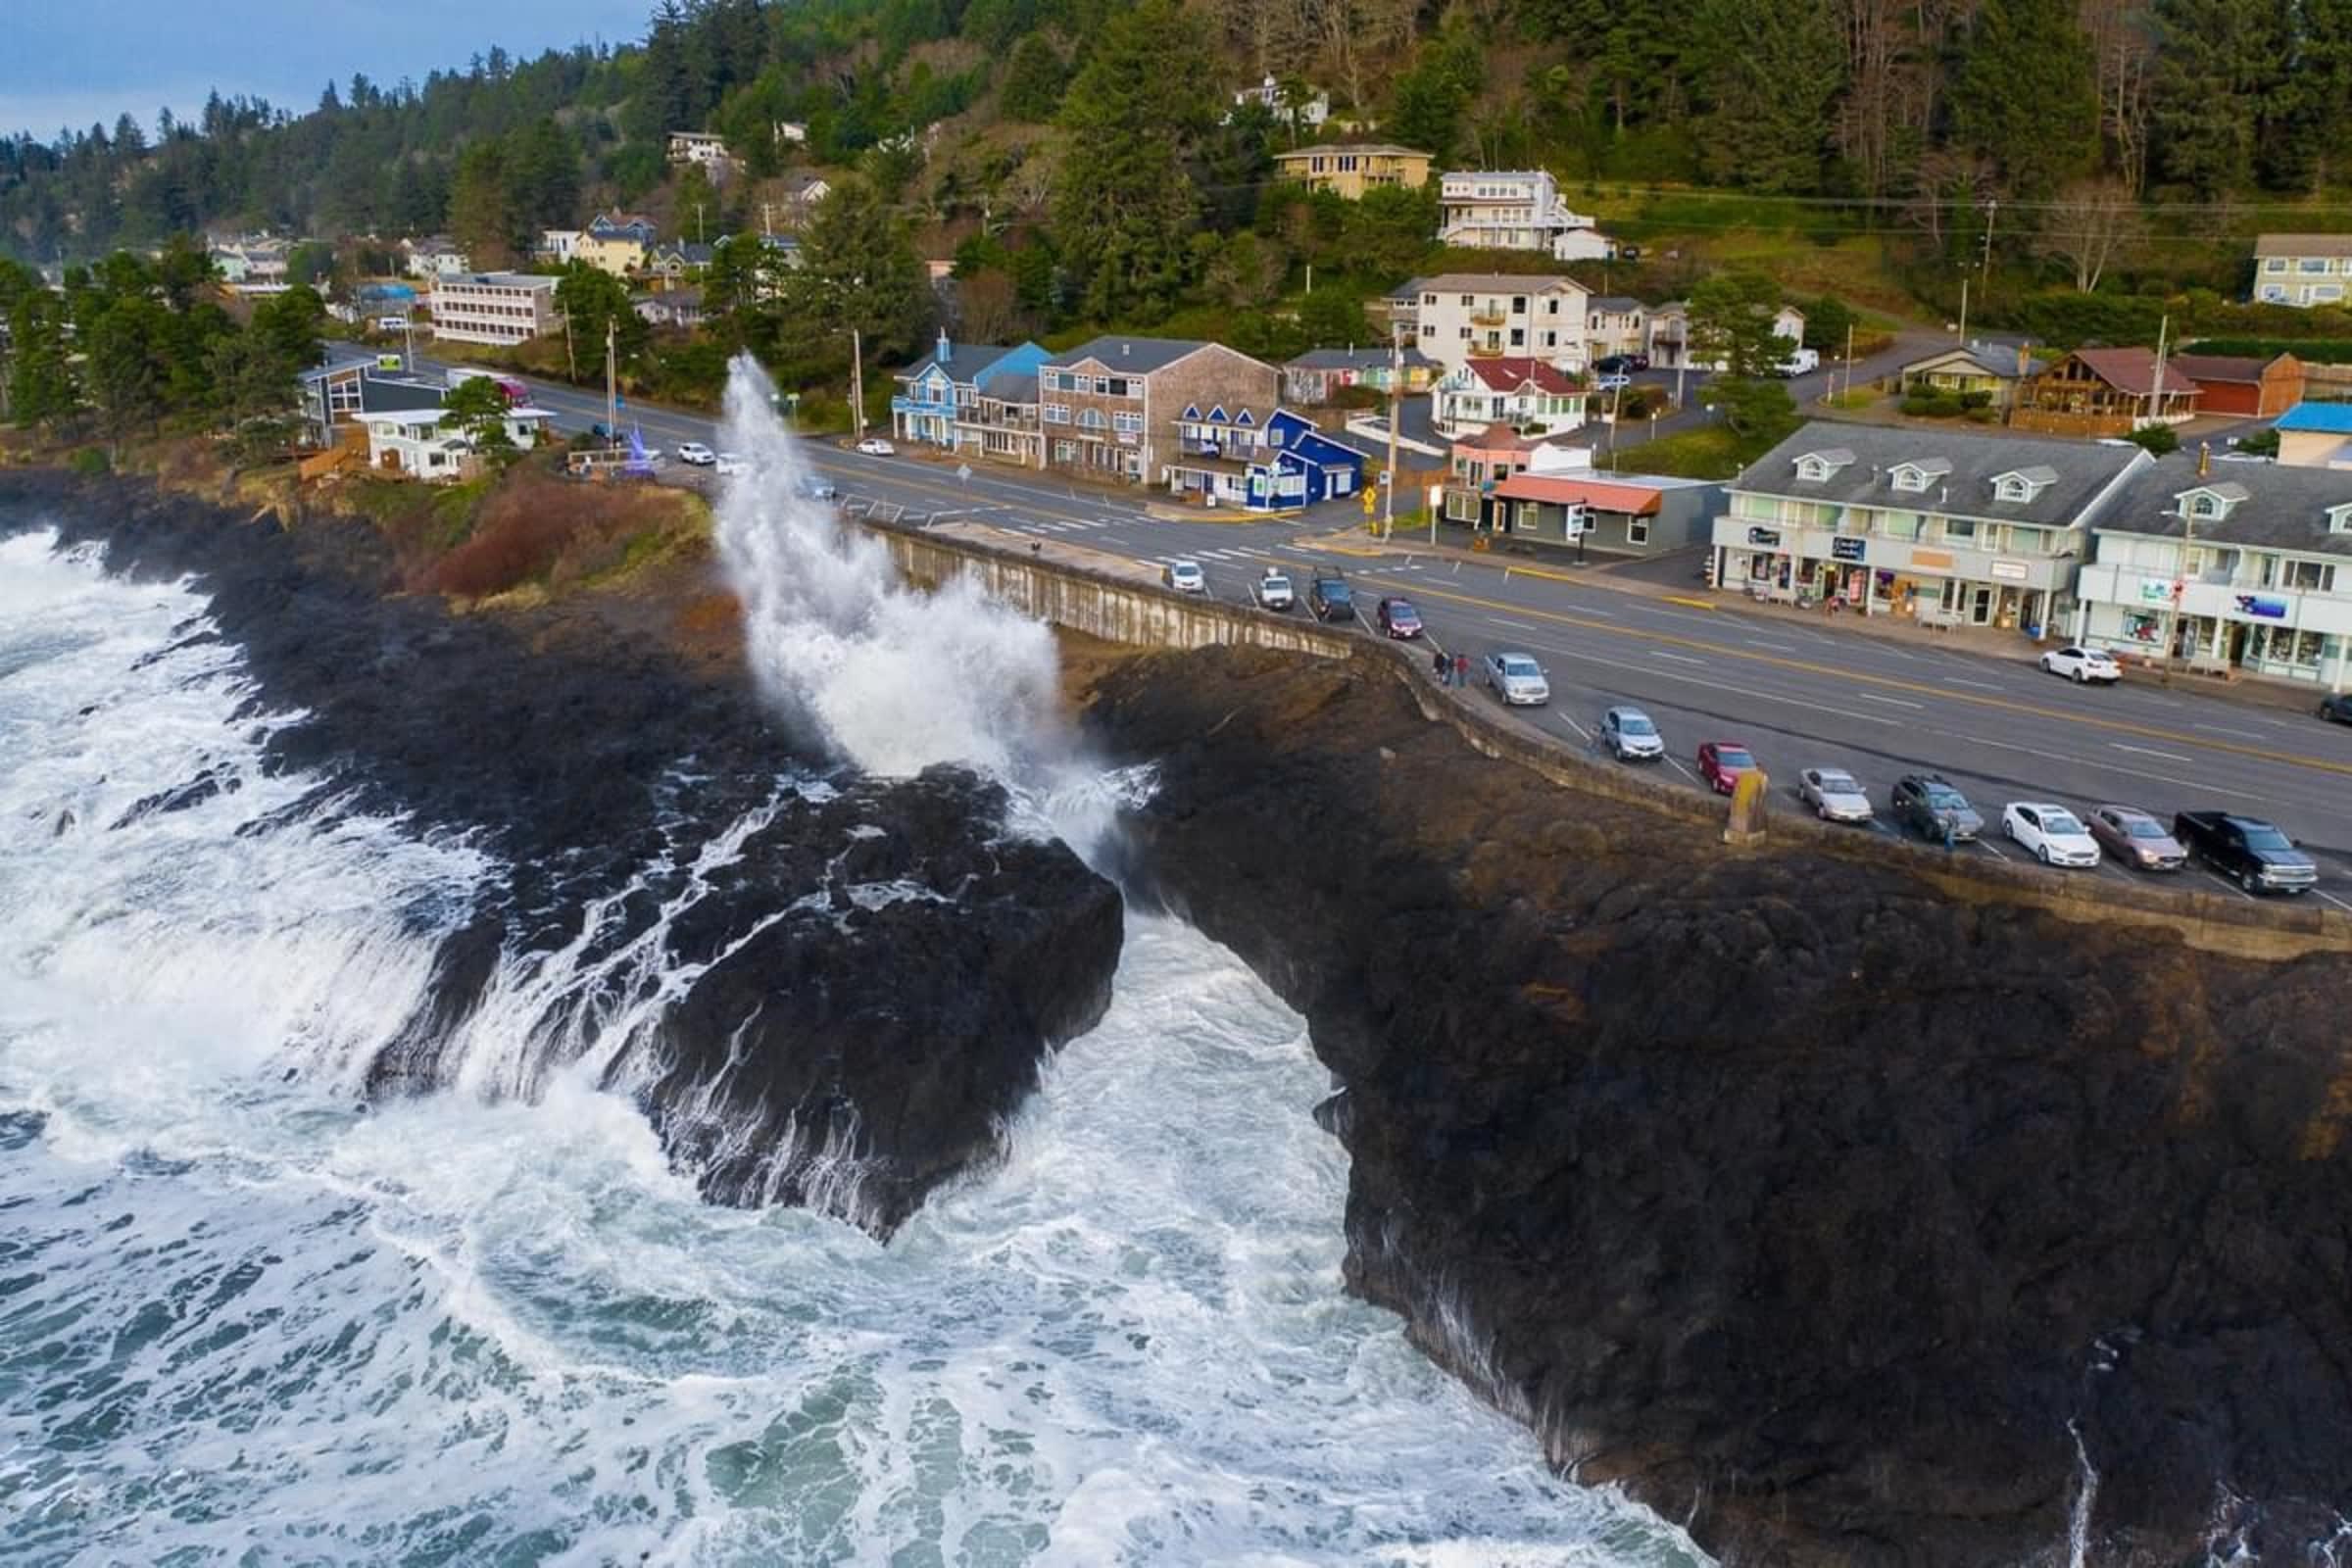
[1078, 408, 1106, 430]
[1628, 515, 1649, 546]
[2318, 285, 2346, 302]
[1044, 403, 1070, 423]
[2284, 558, 2333, 591]
[2300, 257, 2332, 273]
[2265, 257, 2288, 272]
[2191, 494, 2219, 518]
[1890, 466, 1931, 493]
[1113, 411, 1143, 434]
[1054, 440, 1076, 462]
[1943, 518, 1977, 543]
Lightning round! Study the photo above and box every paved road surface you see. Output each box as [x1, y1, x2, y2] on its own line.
[424, 354, 2352, 910]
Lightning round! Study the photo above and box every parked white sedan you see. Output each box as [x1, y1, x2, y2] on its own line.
[2039, 645, 2122, 684]
[1797, 766, 1874, 824]
[713, 452, 750, 475]
[676, 442, 716, 466]
[856, 437, 895, 456]
[2002, 802, 2103, 867]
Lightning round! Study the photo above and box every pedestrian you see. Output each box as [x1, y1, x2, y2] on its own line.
[1453, 653, 1468, 689]
[1432, 645, 1448, 684]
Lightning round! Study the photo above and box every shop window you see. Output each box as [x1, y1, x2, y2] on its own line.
[2284, 559, 2332, 591]
[1628, 515, 1649, 545]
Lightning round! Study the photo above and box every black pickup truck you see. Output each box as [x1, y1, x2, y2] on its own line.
[2173, 810, 2319, 895]
[1307, 570, 1354, 622]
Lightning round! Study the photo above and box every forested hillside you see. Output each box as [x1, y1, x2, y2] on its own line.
[6, 0, 2352, 329]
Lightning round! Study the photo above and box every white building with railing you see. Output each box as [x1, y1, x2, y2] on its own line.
[2074, 451, 2352, 687]
[428, 271, 560, 346]
[1438, 171, 1612, 262]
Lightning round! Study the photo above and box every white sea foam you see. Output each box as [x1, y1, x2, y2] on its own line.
[0, 515, 1707, 1564]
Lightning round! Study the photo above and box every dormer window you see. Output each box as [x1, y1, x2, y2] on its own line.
[1888, 458, 1952, 494]
[2328, 503, 2352, 535]
[2177, 483, 2249, 522]
[1991, 465, 2057, 504]
[1792, 447, 1855, 482]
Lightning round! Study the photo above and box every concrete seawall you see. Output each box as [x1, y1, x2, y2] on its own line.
[859, 514, 2352, 960]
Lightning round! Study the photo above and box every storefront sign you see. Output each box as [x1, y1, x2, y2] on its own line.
[2136, 579, 2171, 604]
[1909, 548, 1955, 571]
[2233, 594, 2288, 619]
[1988, 560, 2029, 581]
[1746, 526, 1782, 548]
[1830, 535, 1866, 563]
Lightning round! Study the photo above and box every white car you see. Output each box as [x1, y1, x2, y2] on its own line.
[676, 442, 716, 466]
[1163, 560, 1206, 595]
[1593, 373, 1632, 393]
[2039, 645, 2122, 684]
[1797, 766, 1874, 824]
[713, 452, 750, 475]
[856, 437, 895, 456]
[1483, 652, 1550, 707]
[2002, 802, 2103, 868]
[1255, 571, 1295, 611]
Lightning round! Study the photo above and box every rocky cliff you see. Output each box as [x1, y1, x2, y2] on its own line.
[1, 470, 1122, 1235]
[1083, 642, 2352, 1566]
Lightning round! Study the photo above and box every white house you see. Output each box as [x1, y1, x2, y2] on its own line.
[1431, 357, 1588, 438]
[666, 131, 733, 169]
[357, 403, 551, 482]
[2252, 234, 2352, 309]
[1230, 74, 1330, 128]
[1392, 273, 1592, 374]
[537, 229, 582, 263]
[2074, 450, 2352, 686]
[402, 236, 470, 280]
[1438, 171, 1613, 262]
[1646, 301, 1807, 371]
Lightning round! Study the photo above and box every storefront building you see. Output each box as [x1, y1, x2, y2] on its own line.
[2073, 452, 2352, 687]
[1713, 424, 2150, 635]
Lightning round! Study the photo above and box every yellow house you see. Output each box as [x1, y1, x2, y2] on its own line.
[575, 233, 648, 277]
[1271, 143, 1432, 200]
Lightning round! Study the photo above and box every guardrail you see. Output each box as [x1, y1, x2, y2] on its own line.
[846, 510, 2352, 958]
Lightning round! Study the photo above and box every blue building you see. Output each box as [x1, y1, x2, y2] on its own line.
[890, 331, 1052, 462]
[1163, 405, 1367, 511]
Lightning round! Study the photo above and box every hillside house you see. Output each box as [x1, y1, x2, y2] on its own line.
[1645, 301, 1806, 372]
[2169, 352, 2305, 418]
[1393, 273, 1591, 374]
[1270, 144, 1431, 199]
[576, 233, 649, 277]
[633, 288, 705, 329]
[890, 330, 1053, 460]
[1431, 358, 1587, 438]
[1585, 296, 1646, 361]
[1231, 75, 1329, 128]
[2012, 348, 2199, 437]
[2252, 234, 2352, 308]
[1438, 171, 1612, 262]
[1037, 336, 1279, 486]
[1282, 345, 1438, 404]
[1895, 343, 2032, 410]
[587, 211, 660, 246]
[402, 235, 469, 279]
[666, 131, 733, 170]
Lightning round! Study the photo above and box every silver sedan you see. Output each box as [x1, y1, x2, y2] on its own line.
[1797, 766, 1874, 824]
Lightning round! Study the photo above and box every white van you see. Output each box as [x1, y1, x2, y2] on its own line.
[1778, 347, 1820, 377]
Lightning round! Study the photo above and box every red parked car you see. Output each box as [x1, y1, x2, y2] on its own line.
[1696, 741, 1760, 795]
[1375, 597, 1424, 639]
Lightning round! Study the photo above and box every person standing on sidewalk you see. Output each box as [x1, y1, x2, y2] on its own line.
[1453, 652, 1468, 689]
[1432, 645, 1449, 684]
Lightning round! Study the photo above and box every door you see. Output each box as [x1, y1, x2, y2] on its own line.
[1971, 586, 1993, 624]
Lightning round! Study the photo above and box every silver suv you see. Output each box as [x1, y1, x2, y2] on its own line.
[1600, 706, 1664, 760]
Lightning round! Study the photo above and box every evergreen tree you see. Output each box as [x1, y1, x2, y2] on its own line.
[1687, 271, 1794, 379]
[1690, 0, 1842, 193]
[440, 373, 517, 459]
[2148, 0, 2280, 196]
[7, 293, 79, 427]
[555, 261, 648, 378]
[84, 297, 168, 451]
[789, 178, 930, 361]
[503, 118, 581, 232]
[1297, 287, 1370, 347]
[1948, 0, 2099, 198]
[1387, 32, 1482, 163]
[1051, 0, 1212, 322]
[999, 35, 1066, 123]
[2261, 0, 2352, 192]
[449, 141, 516, 268]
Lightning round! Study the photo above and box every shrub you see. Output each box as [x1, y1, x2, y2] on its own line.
[1964, 407, 2000, 424]
[2125, 423, 2180, 457]
[426, 471, 695, 597]
[1958, 390, 1992, 411]
[68, 447, 110, 475]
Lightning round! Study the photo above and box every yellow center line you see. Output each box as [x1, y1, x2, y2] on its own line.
[1360, 573, 2352, 779]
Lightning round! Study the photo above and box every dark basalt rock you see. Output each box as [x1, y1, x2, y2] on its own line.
[0, 470, 1123, 1237]
[1085, 643, 2352, 1567]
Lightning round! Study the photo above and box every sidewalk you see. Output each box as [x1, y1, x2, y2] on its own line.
[1302, 523, 2338, 716]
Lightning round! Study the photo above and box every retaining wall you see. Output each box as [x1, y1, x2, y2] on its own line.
[857, 514, 2352, 960]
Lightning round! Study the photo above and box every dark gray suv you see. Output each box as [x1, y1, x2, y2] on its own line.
[1891, 773, 1984, 843]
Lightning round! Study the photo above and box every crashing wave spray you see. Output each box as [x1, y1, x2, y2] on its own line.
[712, 356, 1064, 781]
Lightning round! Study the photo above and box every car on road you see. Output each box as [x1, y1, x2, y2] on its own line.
[1308, 571, 1353, 622]
[856, 436, 895, 456]
[1255, 570, 1295, 612]
[1696, 741, 1761, 796]
[1890, 773, 1984, 843]
[714, 452, 750, 475]
[1599, 706, 1664, 761]
[2001, 802, 2103, 868]
[676, 442, 716, 466]
[2039, 645, 2123, 684]
[1797, 767, 1874, 824]
[1483, 652, 1549, 707]
[2321, 692, 2352, 724]
[2173, 810, 2319, 895]
[1375, 597, 1424, 638]
[1163, 560, 1206, 595]
[1593, 373, 1632, 393]
[1592, 354, 1649, 374]
[799, 474, 839, 502]
[2085, 805, 2185, 872]
[1777, 348, 1821, 377]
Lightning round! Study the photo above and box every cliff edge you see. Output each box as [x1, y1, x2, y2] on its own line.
[1084, 642, 2352, 1566]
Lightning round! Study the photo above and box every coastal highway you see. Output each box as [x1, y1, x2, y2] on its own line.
[441, 356, 2352, 906]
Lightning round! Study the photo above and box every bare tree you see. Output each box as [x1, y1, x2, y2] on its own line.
[2079, 0, 2155, 190]
[1902, 149, 1997, 251]
[2033, 177, 2145, 290]
[956, 268, 1024, 343]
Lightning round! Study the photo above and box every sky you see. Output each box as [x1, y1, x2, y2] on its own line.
[3, 0, 656, 141]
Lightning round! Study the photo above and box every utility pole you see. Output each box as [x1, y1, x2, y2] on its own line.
[1980, 198, 1997, 285]
[605, 316, 617, 441]
[2165, 487, 2196, 686]
[850, 325, 865, 442]
[1383, 327, 1401, 538]
[1842, 320, 1854, 400]
[1956, 276, 1969, 346]
[2146, 313, 2171, 428]
[694, 202, 705, 245]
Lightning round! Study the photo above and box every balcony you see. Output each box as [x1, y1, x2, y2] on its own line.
[891, 394, 953, 416]
[1468, 309, 1508, 327]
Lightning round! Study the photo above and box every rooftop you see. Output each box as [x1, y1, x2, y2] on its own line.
[1047, 335, 1255, 374]
[2058, 347, 2198, 398]
[1410, 272, 1584, 296]
[1272, 142, 1430, 161]
[2099, 451, 2352, 555]
[1456, 358, 1581, 393]
[2255, 232, 2352, 258]
[2168, 353, 2290, 385]
[1492, 473, 1665, 514]
[2278, 403, 2352, 434]
[1288, 345, 1438, 369]
[1736, 420, 2149, 526]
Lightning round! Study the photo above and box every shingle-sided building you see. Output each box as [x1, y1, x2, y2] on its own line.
[1717, 422, 2150, 635]
[1036, 336, 1279, 485]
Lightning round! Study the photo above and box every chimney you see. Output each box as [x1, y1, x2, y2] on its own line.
[2198, 440, 2211, 477]
[936, 326, 952, 365]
